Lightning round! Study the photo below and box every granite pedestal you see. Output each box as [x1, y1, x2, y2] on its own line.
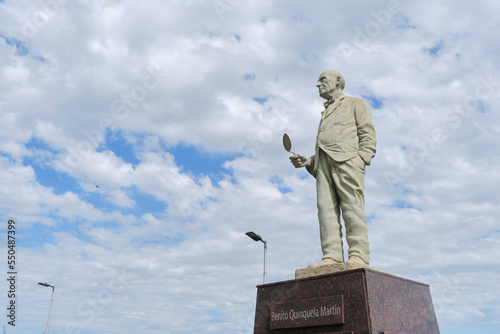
[253, 268, 439, 334]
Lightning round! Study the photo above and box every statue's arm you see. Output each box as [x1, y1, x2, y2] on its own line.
[305, 155, 315, 177]
[355, 100, 377, 166]
[289, 154, 316, 178]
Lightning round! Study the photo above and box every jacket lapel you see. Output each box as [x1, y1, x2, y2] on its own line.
[322, 94, 345, 120]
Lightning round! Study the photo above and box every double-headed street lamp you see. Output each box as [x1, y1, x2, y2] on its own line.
[38, 282, 55, 334]
[246, 231, 267, 284]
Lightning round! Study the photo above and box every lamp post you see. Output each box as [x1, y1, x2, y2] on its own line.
[38, 282, 55, 334]
[246, 231, 267, 284]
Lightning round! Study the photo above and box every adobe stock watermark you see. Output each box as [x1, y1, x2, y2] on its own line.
[238, 106, 294, 158]
[432, 271, 475, 319]
[177, 172, 224, 220]
[213, 0, 244, 21]
[235, 310, 255, 334]
[338, 0, 404, 62]
[281, 245, 323, 282]
[63, 65, 165, 169]
[384, 72, 500, 188]
[19, 0, 70, 39]
[64, 269, 128, 334]
[233, 287, 257, 334]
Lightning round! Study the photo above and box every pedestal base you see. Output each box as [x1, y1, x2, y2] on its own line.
[295, 261, 374, 279]
[253, 268, 440, 334]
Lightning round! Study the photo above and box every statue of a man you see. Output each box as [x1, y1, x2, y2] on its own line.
[290, 70, 376, 268]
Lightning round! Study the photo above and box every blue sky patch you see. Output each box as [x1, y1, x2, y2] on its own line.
[424, 40, 444, 56]
[243, 73, 255, 81]
[128, 187, 167, 214]
[253, 96, 268, 104]
[80, 185, 165, 217]
[32, 54, 47, 63]
[301, 51, 318, 63]
[480, 230, 500, 240]
[0, 34, 46, 62]
[441, 325, 500, 334]
[24, 138, 81, 195]
[81, 190, 116, 212]
[277, 186, 292, 194]
[186, 309, 224, 323]
[25, 136, 59, 153]
[0, 34, 29, 56]
[360, 94, 384, 109]
[167, 142, 235, 183]
[401, 187, 416, 195]
[138, 234, 186, 246]
[477, 100, 487, 113]
[269, 175, 293, 194]
[18, 221, 57, 248]
[100, 130, 141, 166]
[26, 157, 80, 195]
[20, 217, 96, 249]
[393, 14, 416, 30]
[205, 309, 224, 319]
[99, 133, 235, 186]
[292, 13, 306, 22]
[298, 171, 311, 180]
[388, 200, 419, 210]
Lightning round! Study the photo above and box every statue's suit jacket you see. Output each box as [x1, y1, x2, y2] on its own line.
[307, 94, 376, 177]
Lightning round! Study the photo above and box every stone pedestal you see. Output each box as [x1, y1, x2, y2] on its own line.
[253, 268, 440, 334]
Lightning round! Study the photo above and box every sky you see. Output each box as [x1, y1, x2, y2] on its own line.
[0, 0, 499, 333]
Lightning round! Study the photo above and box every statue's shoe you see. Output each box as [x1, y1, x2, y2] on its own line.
[308, 258, 342, 268]
[345, 256, 368, 267]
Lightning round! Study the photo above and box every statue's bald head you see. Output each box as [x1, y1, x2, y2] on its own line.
[316, 70, 345, 100]
[321, 70, 345, 90]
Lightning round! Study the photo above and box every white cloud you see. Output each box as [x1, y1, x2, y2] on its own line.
[0, 0, 499, 333]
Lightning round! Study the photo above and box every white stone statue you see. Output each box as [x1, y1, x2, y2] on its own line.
[290, 70, 376, 269]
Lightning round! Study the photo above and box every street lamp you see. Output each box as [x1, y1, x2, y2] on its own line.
[246, 231, 267, 284]
[38, 282, 55, 334]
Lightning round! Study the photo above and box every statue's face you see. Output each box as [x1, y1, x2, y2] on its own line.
[316, 72, 338, 100]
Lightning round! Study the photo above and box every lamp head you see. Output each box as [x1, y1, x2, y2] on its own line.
[246, 231, 263, 242]
[38, 282, 54, 288]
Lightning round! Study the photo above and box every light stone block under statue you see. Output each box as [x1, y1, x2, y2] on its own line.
[290, 70, 377, 279]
